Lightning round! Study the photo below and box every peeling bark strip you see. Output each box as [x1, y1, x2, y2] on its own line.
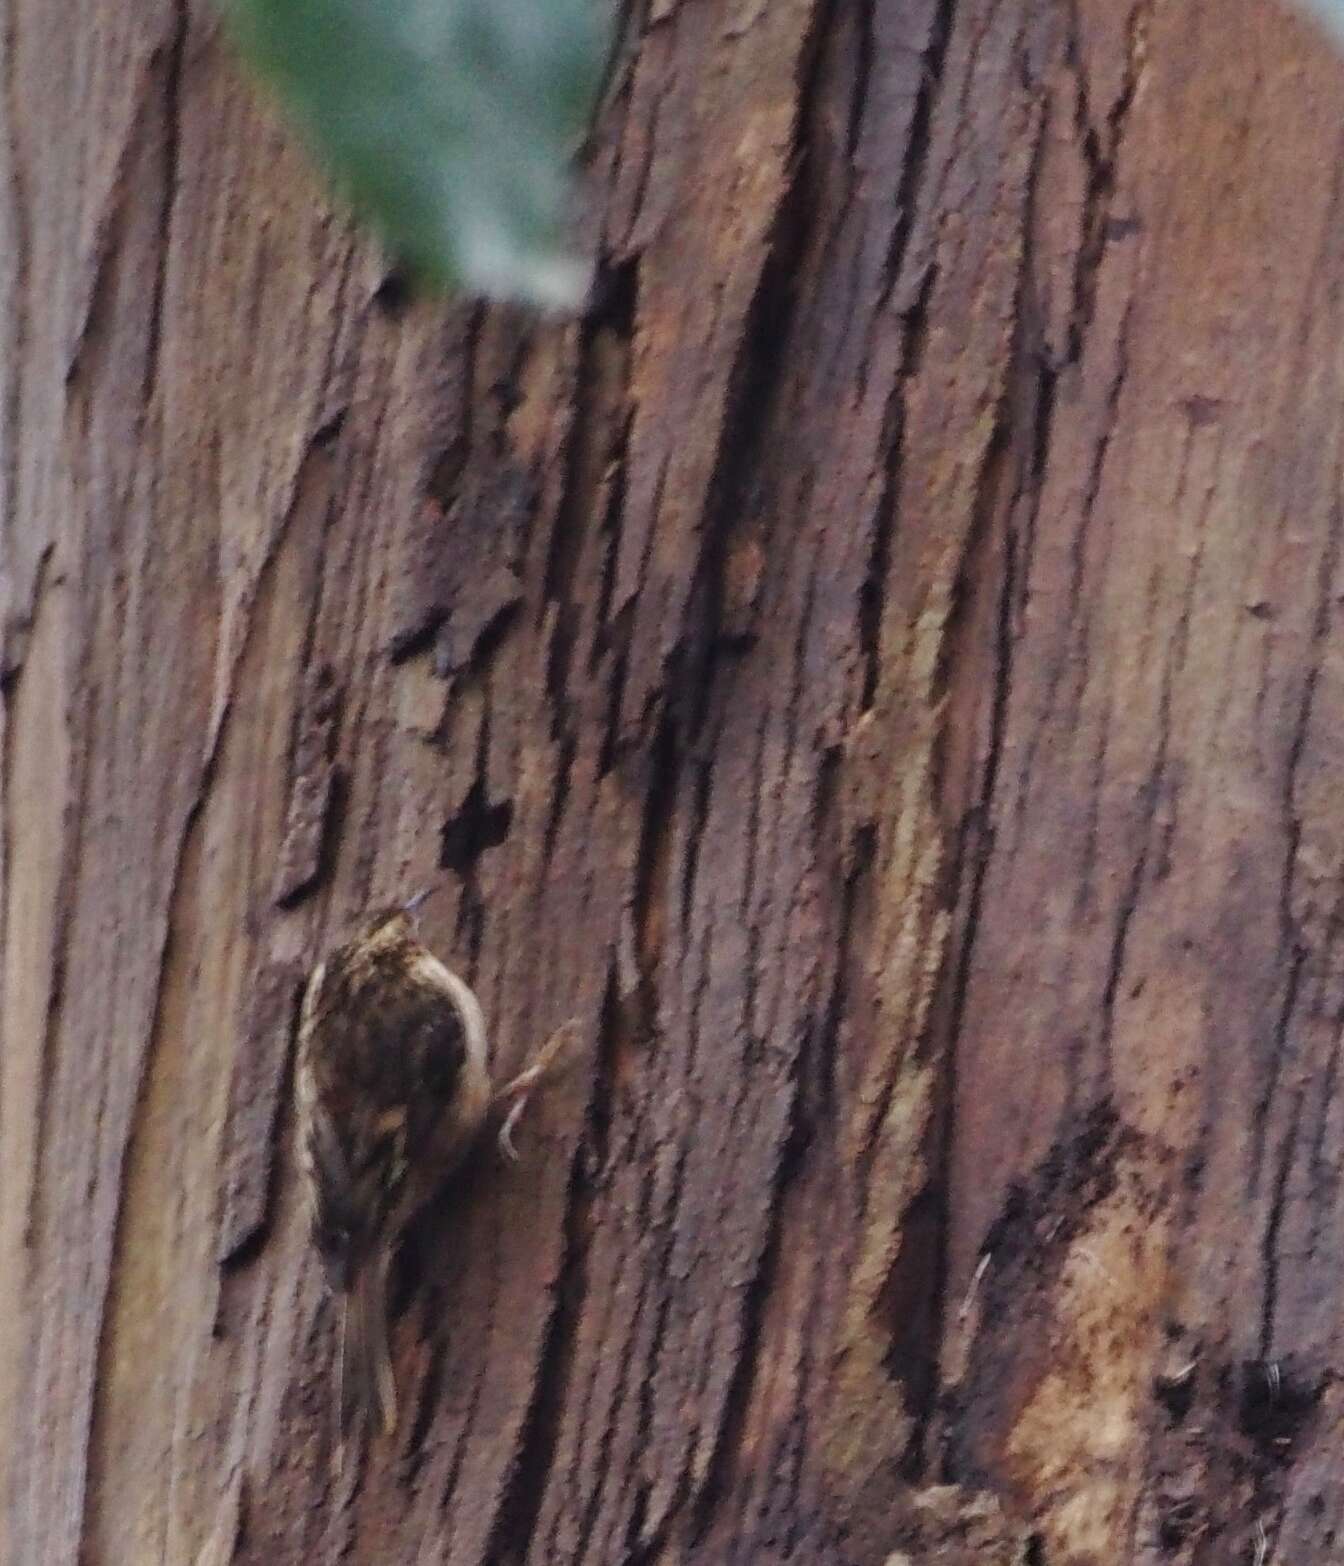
[272, 665, 342, 907]
[5, 2, 1344, 1564]
[217, 960, 304, 1266]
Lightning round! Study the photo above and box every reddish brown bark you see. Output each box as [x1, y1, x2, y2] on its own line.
[4, 1, 1344, 1562]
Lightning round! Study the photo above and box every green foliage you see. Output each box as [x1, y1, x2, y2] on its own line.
[223, 0, 607, 309]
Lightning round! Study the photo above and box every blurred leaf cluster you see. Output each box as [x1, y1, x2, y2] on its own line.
[222, 0, 607, 309]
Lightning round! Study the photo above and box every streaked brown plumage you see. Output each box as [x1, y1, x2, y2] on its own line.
[295, 901, 575, 1450]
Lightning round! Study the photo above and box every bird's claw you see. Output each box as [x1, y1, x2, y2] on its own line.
[498, 1095, 528, 1163]
[492, 1017, 580, 1163]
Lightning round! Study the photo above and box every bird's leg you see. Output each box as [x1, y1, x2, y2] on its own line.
[492, 1019, 579, 1161]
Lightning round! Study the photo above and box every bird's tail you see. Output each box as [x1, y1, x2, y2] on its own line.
[338, 1256, 397, 1455]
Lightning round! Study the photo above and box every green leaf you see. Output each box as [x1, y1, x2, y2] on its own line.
[222, 0, 607, 309]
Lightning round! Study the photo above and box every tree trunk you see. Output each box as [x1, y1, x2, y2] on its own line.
[5, 1, 1342, 1562]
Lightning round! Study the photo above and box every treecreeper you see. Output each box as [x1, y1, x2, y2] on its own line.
[295, 896, 576, 1454]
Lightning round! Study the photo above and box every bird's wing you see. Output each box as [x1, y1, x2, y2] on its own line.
[304, 1096, 361, 1289]
[307, 968, 469, 1277]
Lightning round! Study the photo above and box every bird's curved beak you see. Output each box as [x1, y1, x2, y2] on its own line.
[403, 887, 434, 919]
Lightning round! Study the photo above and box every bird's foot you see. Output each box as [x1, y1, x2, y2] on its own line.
[497, 1093, 529, 1163]
[491, 1018, 580, 1163]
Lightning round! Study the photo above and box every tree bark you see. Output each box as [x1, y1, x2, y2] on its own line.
[4, 1, 1343, 1562]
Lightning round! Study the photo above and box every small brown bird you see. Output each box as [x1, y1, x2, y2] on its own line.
[295, 897, 572, 1448]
